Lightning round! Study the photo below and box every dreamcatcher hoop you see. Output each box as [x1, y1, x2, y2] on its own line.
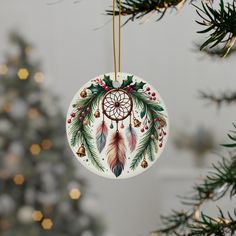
[102, 89, 133, 121]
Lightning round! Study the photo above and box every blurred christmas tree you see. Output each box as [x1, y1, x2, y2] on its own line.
[0, 32, 104, 236]
[107, 1, 236, 234]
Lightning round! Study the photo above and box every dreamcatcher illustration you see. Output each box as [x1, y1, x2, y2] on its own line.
[66, 73, 169, 179]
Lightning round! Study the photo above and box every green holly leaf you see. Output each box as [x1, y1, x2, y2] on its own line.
[103, 75, 113, 88]
[121, 75, 133, 88]
[140, 107, 146, 118]
[132, 81, 146, 91]
[154, 105, 164, 112]
[87, 84, 102, 94]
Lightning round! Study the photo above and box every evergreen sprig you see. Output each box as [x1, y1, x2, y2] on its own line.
[200, 90, 236, 106]
[195, 0, 236, 57]
[190, 209, 236, 235]
[106, 0, 186, 24]
[80, 125, 105, 172]
[69, 89, 106, 171]
[130, 91, 167, 169]
[154, 125, 236, 235]
[106, 0, 236, 57]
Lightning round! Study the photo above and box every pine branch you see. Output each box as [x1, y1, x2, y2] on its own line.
[194, 0, 236, 57]
[129, 91, 167, 170]
[154, 125, 236, 235]
[194, 43, 236, 58]
[106, 0, 186, 24]
[200, 91, 236, 107]
[189, 210, 236, 235]
[130, 112, 156, 169]
[80, 125, 105, 172]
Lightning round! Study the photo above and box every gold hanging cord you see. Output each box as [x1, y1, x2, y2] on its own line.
[112, 0, 122, 81]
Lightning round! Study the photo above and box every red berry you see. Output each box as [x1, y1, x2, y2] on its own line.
[81, 111, 85, 116]
[67, 119, 72, 124]
[145, 126, 148, 130]
[141, 128, 145, 133]
[71, 113, 76, 117]
[127, 85, 131, 89]
[159, 143, 163, 148]
[79, 116, 83, 121]
[77, 107, 81, 111]
[152, 92, 156, 96]
[148, 92, 151, 95]
[154, 118, 158, 122]
[86, 107, 90, 112]
[153, 97, 156, 100]
[146, 87, 150, 91]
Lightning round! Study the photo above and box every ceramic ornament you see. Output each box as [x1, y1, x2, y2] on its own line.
[66, 73, 169, 179]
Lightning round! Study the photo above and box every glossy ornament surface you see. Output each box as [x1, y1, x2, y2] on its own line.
[66, 73, 169, 179]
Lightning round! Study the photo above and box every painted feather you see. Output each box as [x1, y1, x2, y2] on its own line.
[107, 132, 126, 177]
[96, 121, 108, 153]
[126, 124, 137, 152]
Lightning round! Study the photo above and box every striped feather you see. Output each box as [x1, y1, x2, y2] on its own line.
[107, 132, 126, 177]
[126, 124, 137, 152]
[96, 121, 108, 153]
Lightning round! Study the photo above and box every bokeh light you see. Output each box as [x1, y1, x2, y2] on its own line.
[13, 174, 25, 185]
[34, 72, 44, 83]
[32, 210, 43, 222]
[17, 68, 29, 80]
[69, 188, 81, 200]
[28, 108, 39, 119]
[41, 139, 53, 150]
[0, 64, 8, 75]
[30, 144, 41, 156]
[41, 218, 53, 230]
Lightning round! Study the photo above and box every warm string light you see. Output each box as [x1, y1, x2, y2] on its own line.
[32, 211, 43, 222]
[34, 72, 44, 83]
[13, 174, 25, 185]
[69, 188, 81, 200]
[30, 144, 41, 156]
[0, 64, 8, 75]
[41, 218, 53, 230]
[29, 139, 53, 156]
[17, 68, 29, 80]
[41, 139, 53, 150]
[28, 108, 39, 119]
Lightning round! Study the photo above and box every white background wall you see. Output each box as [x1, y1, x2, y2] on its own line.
[0, 1, 235, 235]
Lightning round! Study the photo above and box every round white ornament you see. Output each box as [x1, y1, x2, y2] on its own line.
[66, 73, 169, 179]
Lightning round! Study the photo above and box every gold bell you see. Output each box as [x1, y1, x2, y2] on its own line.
[141, 158, 148, 169]
[80, 89, 87, 98]
[76, 144, 86, 157]
[94, 110, 101, 118]
[133, 118, 141, 128]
